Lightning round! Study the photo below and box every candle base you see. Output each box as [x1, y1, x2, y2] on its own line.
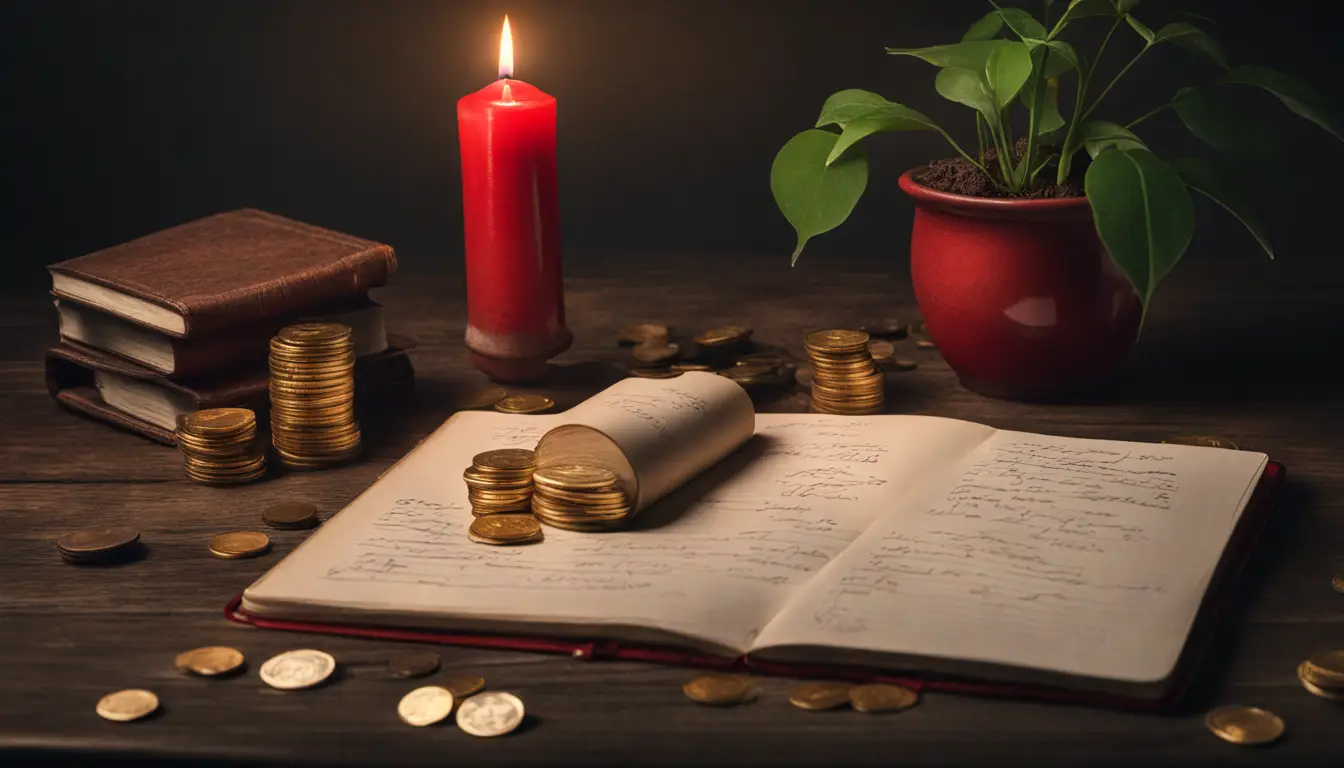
[465, 326, 573, 383]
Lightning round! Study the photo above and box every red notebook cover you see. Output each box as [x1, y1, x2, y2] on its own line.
[227, 461, 1284, 711]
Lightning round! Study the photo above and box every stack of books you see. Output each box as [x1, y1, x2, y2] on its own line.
[44, 209, 415, 445]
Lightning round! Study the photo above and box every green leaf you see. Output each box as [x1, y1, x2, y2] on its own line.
[1169, 157, 1274, 259]
[1035, 40, 1081, 77]
[770, 130, 869, 265]
[886, 40, 1012, 70]
[1115, 0, 1140, 13]
[1061, 0, 1117, 20]
[963, 10, 1005, 41]
[937, 67, 998, 118]
[1080, 120, 1147, 158]
[815, 89, 901, 128]
[1126, 15, 1154, 43]
[1172, 86, 1278, 153]
[987, 4, 1047, 41]
[1086, 149, 1194, 307]
[1221, 65, 1343, 142]
[1021, 79, 1066, 133]
[1152, 22, 1228, 69]
[826, 109, 942, 166]
[986, 41, 1033, 108]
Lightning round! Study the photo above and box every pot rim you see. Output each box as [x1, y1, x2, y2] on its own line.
[899, 166, 1091, 218]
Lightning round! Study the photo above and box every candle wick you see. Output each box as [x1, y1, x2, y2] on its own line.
[501, 82, 513, 102]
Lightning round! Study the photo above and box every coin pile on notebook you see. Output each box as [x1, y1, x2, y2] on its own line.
[175, 407, 267, 485]
[530, 464, 633, 531]
[268, 322, 362, 468]
[464, 449, 538, 515]
[804, 330, 886, 415]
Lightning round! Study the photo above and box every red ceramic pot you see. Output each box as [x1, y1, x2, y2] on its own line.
[899, 168, 1142, 400]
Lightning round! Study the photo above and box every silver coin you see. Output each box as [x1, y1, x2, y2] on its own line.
[259, 649, 336, 690]
[398, 685, 456, 727]
[455, 691, 525, 737]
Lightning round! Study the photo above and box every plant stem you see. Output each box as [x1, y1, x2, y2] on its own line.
[990, 117, 1015, 190]
[976, 113, 987, 164]
[1057, 15, 1123, 185]
[1019, 46, 1050, 190]
[1125, 103, 1169, 129]
[1081, 46, 1148, 123]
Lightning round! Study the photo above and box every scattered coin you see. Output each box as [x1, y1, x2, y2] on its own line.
[866, 340, 895, 361]
[262, 501, 320, 530]
[56, 526, 141, 564]
[915, 339, 937, 350]
[494, 394, 555, 414]
[861, 319, 909, 339]
[683, 675, 757, 706]
[456, 691, 526, 737]
[695, 326, 752, 347]
[1204, 705, 1285, 746]
[208, 530, 272, 559]
[444, 674, 487, 699]
[259, 649, 337, 690]
[388, 651, 442, 679]
[460, 386, 508, 410]
[398, 685, 456, 727]
[671, 363, 714, 373]
[618, 323, 670, 346]
[632, 342, 680, 365]
[96, 689, 159, 723]
[848, 683, 919, 713]
[1164, 435, 1240, 450]
[468, 514, 543, 546]
[789, 681, 854, 711]
[175, 646, 245, 677]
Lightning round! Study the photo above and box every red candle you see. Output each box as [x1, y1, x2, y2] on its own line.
[457, 16, 571, 382]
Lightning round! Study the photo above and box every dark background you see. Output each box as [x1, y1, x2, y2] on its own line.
[5, 0, 1342, 291]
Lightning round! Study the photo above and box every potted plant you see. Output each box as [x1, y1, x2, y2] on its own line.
[771, 0, 1340, 399]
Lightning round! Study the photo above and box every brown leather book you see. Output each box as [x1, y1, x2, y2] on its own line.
[48, 209, 396, 338]
[46, 338, 416, 446]
[54, 296, 389, 379]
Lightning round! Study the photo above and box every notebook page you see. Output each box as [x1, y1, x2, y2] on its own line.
[753, 431, 1268, 684]
[242, 411, 992, 654]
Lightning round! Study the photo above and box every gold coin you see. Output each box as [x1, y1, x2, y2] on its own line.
[1303, 650, 1344, 686]
[848, 683, 919, 713]
[1297, 668, 1344, 701]
[618, 323, 670, 345]
[1204, 705, 1285, 746]
[805, 329, 869, 351]
[277, 322, 352, 346]
[867, 340, 895, 360]
[388, 651, 441, 678]
[179, 408, 255, 435]
[469, 514, 543, 544]
[459, 386, 507, 410]
[629, 368, 683, 379]
[259, 649, 336, 690]
[632, 342, 680, 364]
[533, 464, 620, 491]
[56, 526, 140, 562]
[262, 502, 320, 530]
[208, 531, 271, 559]
[398, 685, 456, 727]
[175, 646, 245, 677]
[915, 339, 937, 349]
[494, 395, 555, 414]
[444, 674, 487, 699]
[861, 319, 908, 338]
[720, 363, 776, 382]
[683, 675, 756, 706]
[789, 681, 855, 711]
[1164, 435, 1240, 450]
[695, 326, 751, 346]
[671, 363, 715, 372]
[473, 449, 538, 471]
[96, 689, 159, 722]
[455, 691, 525, 737]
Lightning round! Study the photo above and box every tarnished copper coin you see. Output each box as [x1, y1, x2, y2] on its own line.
[262, 502, 320, 530]
[848, 683, 919, 713]
[56, 526, 141, 563]
[388, 651, 441, 679]
[444, 674, 487, 699]
[789, 681, 855, 711]
[208, 531, 271, 559]
[683, 675, 757, 706]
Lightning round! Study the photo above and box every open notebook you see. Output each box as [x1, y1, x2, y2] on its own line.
[235, 373, 1279, 707]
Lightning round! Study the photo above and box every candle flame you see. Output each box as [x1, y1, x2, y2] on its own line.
[498, 16, 514, 79]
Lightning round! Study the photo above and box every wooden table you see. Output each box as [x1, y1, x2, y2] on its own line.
[3, 253, 1341, 766]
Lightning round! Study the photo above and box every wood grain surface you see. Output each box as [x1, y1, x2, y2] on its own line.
[2, 254, 1342, 766]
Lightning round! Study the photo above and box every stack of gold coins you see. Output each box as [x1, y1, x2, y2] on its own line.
[1297, 649, 1344, 701]
[268, 323, 361, 468]
[804, 330, 886, 415]
[464, 449, 537, 515]
[530, 464, 632, 531]
[175, 408, 267, 485]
